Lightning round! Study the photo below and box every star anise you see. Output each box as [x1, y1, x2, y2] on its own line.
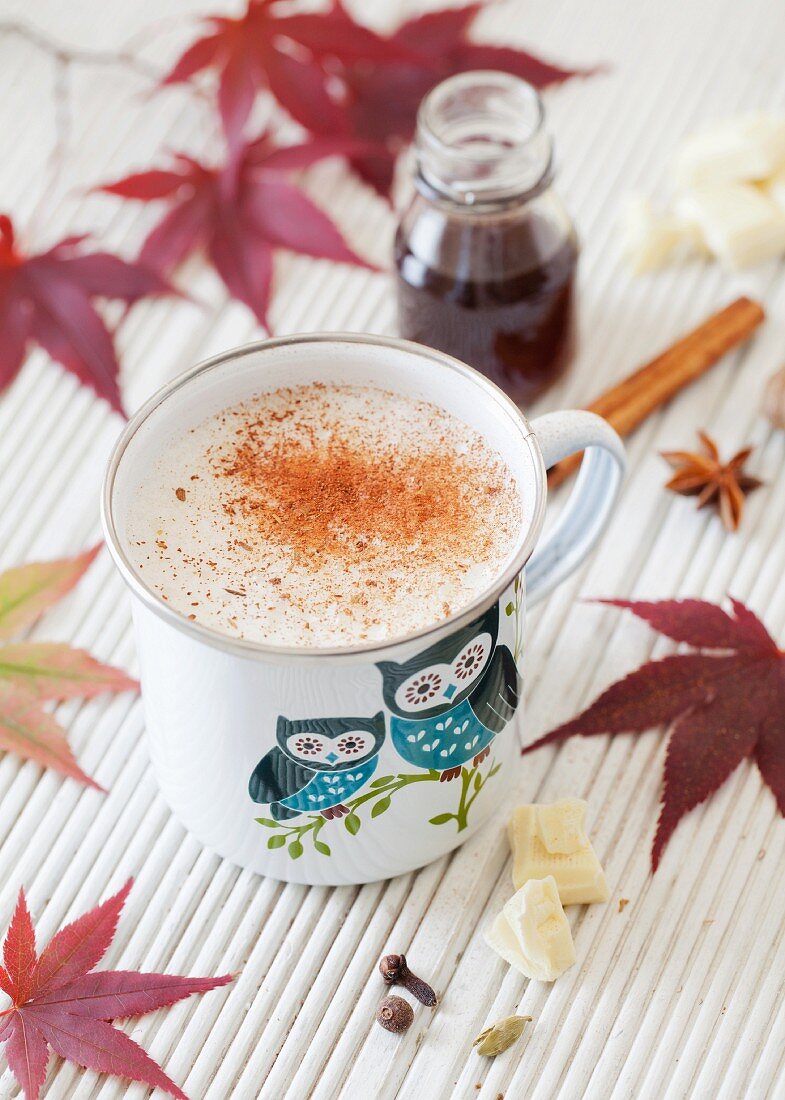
[660, 430, 763, 531]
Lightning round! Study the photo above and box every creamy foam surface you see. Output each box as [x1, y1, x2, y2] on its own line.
[125, 382, 523, 647]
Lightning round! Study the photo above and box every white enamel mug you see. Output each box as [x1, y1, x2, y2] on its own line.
[102, 334, 624, 885]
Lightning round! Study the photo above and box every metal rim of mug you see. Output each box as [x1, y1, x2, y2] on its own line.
[101, 332, 548, 664]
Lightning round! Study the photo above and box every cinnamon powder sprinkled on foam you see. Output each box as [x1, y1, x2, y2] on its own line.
[216, 424, 501, 574]
[126, 383, 522, 647]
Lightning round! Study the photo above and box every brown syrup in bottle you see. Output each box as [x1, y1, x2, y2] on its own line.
[395, 217, 577, 405]
[395, 72, 578, 405]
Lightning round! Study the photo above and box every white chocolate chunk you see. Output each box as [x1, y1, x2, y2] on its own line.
[504, 878, 576, 980]
[671, 113, 785, 190]
[536, 798, 588, 854]
[619, 195, 699, 273]
[676, 183, 785, 268]
[484, 876, 576, 981]
[621, 112, 785, 274]
[486, 910, 538, 975]
[766, 166, 785, 214]
[508, 799, 609, 905]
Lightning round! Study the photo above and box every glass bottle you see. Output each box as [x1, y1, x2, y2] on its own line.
[394, 71, 578, 405]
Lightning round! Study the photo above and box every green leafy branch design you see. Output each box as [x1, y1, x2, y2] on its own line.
[255, 757, 501, 859]
[504, 574, 525, 664]
[255, 811, 332, 859]
[428, 759, 501, 832]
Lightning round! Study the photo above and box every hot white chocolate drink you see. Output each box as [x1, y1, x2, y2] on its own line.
[126, 381, 523, 647]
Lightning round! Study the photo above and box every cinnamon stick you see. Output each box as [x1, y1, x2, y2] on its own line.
[548, 296, 765, 488]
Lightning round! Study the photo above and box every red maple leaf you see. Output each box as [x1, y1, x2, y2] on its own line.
[332, 3, 599, 195]
[522, 598, 785, 870]
[161, 1, 598, 196]
[0, 214, 172, 415]
[160, 0, 412, 152]
[0, 879, 232, 1099]
[100, 132, 377, 328]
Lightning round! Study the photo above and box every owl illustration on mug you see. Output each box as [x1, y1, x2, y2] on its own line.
[376, 602, 520, 781]
[248, 712, 386, 820]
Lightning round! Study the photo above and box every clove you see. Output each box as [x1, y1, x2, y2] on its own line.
[378, 953, 437, 1007]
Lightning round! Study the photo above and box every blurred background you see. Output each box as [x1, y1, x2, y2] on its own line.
[2, 0, 784, 414]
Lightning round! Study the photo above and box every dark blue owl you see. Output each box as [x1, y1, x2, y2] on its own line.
[248, 712, 385, 820]
[377, 603, 519, 781]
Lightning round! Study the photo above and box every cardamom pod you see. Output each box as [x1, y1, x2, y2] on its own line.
[472, 1014, 532, 1057]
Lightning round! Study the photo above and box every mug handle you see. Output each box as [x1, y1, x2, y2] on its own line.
[525, 410, 626, 606]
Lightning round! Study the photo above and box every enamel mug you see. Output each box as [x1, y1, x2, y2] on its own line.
[102, 334, 625, 885]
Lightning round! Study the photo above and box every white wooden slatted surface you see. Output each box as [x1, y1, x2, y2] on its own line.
[1, 0, 785, 1096]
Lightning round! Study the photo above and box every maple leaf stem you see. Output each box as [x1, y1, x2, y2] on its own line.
[0, 20, 162, 239]
[0, 22, 160, 80]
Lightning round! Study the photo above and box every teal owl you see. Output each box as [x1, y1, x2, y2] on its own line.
[377, 603, 519, 781]
[249, 712, 385, 820]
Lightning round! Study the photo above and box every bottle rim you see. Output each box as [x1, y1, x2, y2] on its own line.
[415, 70, 553, 207]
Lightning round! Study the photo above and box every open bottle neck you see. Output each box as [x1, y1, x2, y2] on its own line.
[414, 71, 554, 210]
